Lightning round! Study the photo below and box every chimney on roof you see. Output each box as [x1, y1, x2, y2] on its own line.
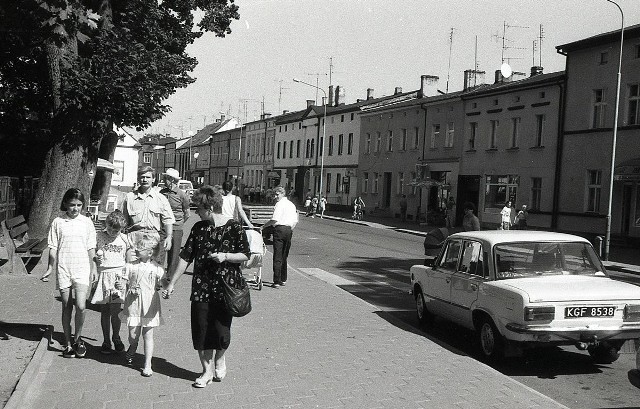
[335, 85, 345, 106]
[283, 110, 289, 114]
[366, 88, 374, 100]
[394, 87, 402, 95]
[220, 114, 226, 122]
[463, 70, 486, 91]
[419, 75, 439, 97]
[530, 66, 544, 76]
[306, 99, 315, 108]
[357, 98, 364, 103]
[329, 85, 335, 107]
[260, 113, 272, 120]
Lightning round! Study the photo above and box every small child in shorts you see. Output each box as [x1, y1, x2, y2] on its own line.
[91, 210, 133, 354]
[116, 235, 165, 377]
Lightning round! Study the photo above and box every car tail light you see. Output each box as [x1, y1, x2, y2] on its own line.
[624, 304, 640, 322]
[524, 306, 555, 321]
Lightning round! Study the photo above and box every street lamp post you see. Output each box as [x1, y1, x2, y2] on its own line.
[293, 78, 326, 196]
[604, 0, 624, 261]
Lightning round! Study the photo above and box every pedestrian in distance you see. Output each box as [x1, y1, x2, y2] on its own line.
[261, 186, 298, 288]
[221, 180, 254, 228]
[445, 196, 456, 228]
[318, 195, 327, 218]
[500, 200, 513, 230]
[353, 196, 365, 220]
[514, 204, 528, 230]
[116, 235, 165, 377]
[41, 188, 97, 358]
[399, 194, 408, 222]
[462, 202, 481, 232]
[162, 186, 250, 387]
[122, 165, 175, 265]
[159, 168, 191, 275]
[304, 191, 312, 217]
[91, 209, 133, 355]
[310, 195, 318, 218]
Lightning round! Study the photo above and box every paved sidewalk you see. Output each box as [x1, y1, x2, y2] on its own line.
[2, 255, 568, 409]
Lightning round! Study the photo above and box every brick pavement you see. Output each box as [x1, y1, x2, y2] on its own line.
[2, 252, 569, 409]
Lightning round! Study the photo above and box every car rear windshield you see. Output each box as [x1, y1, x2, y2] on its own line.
[179, 183, 192, 190]
[494, 242, 606, 279]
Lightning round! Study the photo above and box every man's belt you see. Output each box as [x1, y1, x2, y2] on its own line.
[126, 225, 158, 233]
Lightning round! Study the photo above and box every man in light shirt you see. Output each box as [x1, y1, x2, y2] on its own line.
[261, 186, 298, 288]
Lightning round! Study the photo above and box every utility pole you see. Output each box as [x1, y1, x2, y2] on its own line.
[306, 73, 328, 105]
[446, 28, 455, 94]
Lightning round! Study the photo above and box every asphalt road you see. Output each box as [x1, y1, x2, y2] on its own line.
[282, 215, 640, 409]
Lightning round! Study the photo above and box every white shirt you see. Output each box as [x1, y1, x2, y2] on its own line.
[222, 194, 238, 220]
[272, 197, 298, 229]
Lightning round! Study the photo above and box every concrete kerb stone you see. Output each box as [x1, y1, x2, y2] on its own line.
[5, 325, 53, 409]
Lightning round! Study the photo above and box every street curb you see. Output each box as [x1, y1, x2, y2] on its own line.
[5, 325, 52, 409]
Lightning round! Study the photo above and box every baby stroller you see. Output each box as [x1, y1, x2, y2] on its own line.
[242, 228, 266, 290]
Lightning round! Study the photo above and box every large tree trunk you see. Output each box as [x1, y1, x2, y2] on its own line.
[95, 123, 119, 211]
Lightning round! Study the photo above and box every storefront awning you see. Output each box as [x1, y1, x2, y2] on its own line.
[97, 158, 115, 171]
[614, 158, 640, 181]
[267, 171, 281, 178]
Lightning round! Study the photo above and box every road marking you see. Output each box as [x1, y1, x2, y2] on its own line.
[298, 268, 357, 286]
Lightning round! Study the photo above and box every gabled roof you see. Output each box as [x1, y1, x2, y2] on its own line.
[556, 23, 640, 54]
[274, 107, 313, 125]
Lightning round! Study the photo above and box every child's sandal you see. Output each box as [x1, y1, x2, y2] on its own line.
[125, 348, 134, 365]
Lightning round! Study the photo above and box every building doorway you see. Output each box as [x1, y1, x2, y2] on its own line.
[382, 172, 392, 208]
[622, 184, 633, 236]
[456, 175, 481, 227]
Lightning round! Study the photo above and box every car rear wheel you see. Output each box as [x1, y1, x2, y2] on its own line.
[476, 316, 504, 362]
[587, 341, 621, 364]
[415, 291, 433, 327]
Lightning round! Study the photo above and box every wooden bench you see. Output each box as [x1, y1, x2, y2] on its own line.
[242, 205, 275, 226]
[2, 215, 48, 274]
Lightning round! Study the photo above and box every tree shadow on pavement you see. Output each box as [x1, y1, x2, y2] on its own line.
[0, 322, 46, 342]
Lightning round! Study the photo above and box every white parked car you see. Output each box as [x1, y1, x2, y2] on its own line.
[409, 230, 640, 363]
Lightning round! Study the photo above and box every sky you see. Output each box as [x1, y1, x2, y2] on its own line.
[138, 0, 640, 139]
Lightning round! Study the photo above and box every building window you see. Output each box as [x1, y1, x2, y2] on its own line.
[469, 122, 478, 150]
[445, 122, 454, 147]
[282, 141, 286, 159]
[599, 51, 609, 65]
[401, 129, 407, 151]
[397, 172, 404, 194]
[592, 89, 606, 128]
[285, 125, 287, 132]
[363, 172, 369, 193]
[143, 152, 152, 164]
[305, 140, 310, 158]
[347, 133, 353, 155]
[535, 114, 545, 147]
[539, 91, 546, 99]
[326, 173, 331, 193]
[350, 113, 355, 120]
[373, 173, 379, 193]
[489, 120, 499, 148]
[628, 83, 640, 125]
[586, 170, 602, 213]
[430, 124, 440, 148]
[296, 140, 301, 157]
[635, 44, 640, 59]
[365, 133, 371, 154]
[413, 127, 419, 149]
[338, 134, 344, 155]
[510, 117, 520, 148]
[289, 141, 293, 158]
[531, 177, 542, 211]
[336, 173, 342, 193]
[277, 142, 281, 159]
[328, 135, 334, 156]
[484, 175, 519, 210]
[375, 132, 381, 152]
[387, 130, 393, 152]
[310, 139, 315, 158]
[340, 115, 344, 122]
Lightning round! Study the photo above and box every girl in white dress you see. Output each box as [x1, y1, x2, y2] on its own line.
[117, 235, 165, 377]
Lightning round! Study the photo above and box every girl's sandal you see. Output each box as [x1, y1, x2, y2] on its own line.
[125, 349, 134, 366]
[141, 369, 153, 377]
[192, 375, 214, 388]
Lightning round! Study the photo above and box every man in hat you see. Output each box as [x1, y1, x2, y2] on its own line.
[159, 168, 191, 274]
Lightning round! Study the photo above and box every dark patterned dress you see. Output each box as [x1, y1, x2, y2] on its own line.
[179, 218, 250, 350]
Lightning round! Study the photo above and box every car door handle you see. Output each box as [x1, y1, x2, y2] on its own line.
[470, 284, 478, 291]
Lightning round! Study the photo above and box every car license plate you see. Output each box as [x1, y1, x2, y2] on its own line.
[565, 306, 616, 318]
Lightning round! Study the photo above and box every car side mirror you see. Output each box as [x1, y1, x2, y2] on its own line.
[424, 256, 436, 267]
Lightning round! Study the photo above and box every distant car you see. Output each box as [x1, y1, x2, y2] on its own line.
[178, 180, 194, 196]
[409, 230, 640, 363]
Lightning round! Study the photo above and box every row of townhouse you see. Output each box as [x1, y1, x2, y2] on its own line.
[136, 23, 640, 241]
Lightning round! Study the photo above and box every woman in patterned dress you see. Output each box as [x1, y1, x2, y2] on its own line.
[162, 186, 249, 388]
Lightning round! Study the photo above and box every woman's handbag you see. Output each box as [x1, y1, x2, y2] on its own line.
[222, 271, 252, 317]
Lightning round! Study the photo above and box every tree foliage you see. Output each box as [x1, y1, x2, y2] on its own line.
[0, 0, 239, 236]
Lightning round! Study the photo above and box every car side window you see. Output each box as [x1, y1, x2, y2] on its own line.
[439, 240, 461, 270]
[459, 241, 485, 278]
